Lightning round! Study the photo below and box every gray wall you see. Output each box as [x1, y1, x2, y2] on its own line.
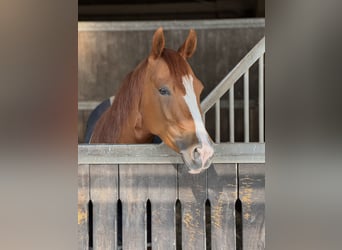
[78, 19, 265, 142]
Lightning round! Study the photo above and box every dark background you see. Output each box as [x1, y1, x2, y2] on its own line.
[79, 0, 265, 20]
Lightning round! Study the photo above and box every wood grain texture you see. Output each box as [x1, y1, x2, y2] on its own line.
[78, 143, 265, 165]
[77, 162, 266, 249]
[239, 163, 265, 250]
[148, 165, 177, 250]
[90, 164, 118, 250]
[207, 163, 237, 250]
[119, 164, 177, 249]
[78, 19, 265, 32]
[178, 164, 207, 250]
[78, 164, 89, 250]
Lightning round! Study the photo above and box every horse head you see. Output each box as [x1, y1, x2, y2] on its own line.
[140, 28, 214, 174]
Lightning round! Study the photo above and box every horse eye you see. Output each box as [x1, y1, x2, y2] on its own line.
[158, 87, 170, 96]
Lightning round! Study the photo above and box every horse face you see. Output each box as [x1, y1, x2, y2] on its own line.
[141, 28, 214, 174]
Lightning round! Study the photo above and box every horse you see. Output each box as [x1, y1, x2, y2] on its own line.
[87, 27, 214, 174]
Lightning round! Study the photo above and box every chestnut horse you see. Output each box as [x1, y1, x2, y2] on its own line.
[89, 28, 214, 174]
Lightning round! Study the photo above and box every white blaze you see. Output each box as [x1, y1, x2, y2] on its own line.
[182, 75, 214, 167]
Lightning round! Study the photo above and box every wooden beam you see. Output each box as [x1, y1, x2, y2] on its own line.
[78, 143, 265, 164]
[78, 19, 265, 31]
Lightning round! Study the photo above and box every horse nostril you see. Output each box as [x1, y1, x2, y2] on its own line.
[192, 146, 201, 161]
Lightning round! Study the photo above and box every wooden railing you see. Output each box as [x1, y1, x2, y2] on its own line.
[78, 161, 265, 250]
[79, 143, 264, 165]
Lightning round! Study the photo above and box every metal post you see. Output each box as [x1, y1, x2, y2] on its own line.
[215, 100, 220, 143]
[229, 86, 235, 143]
[258, 55, 264, 143]
[244, 71, 249, 142]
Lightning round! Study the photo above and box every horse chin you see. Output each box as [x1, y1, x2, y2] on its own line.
[180, 151, 213, 174]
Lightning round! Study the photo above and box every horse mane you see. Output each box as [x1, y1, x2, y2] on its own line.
[90, 48, 191, 143]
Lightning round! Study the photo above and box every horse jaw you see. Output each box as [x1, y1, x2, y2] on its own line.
[133, 111, 154, 143]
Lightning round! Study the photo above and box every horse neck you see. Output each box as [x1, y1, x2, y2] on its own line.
[91, 60, 153, 144]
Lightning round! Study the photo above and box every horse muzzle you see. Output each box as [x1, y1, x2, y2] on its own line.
[180, 142, 214, 174]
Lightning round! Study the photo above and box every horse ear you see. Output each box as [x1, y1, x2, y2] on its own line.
[178, 29, 197, 59]
[150, 27, 165, 59]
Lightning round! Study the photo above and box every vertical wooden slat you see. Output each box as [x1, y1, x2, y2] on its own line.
[215, 100, 221, 143]
[229, 86, 235, 143]
[208, 164, 237, 250]
[178, 165, 207, 250]
[244, 71, 250, 142]
[78, 164, 89, 250]
[258, 55, 264, 143]
[90, 164, 118, 250]
[120, 164, 177, 249]
[239, 163, 265, 250]
[120, 165, 146, 249]
[148, 165, 177, 249]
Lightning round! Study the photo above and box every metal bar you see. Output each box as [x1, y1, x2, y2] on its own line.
[244, 71, 249, 142]
[259, 55, 264, 143]
[78, 19, 265, 32]
[229, 86, 235, 143]
[243, 71, 249, 142]
[215, 100, 220, 143]
[78, 143, 265, 165]
[201, 37, 265, 113]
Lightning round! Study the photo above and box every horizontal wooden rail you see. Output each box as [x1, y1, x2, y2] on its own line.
[78, 19, 265, 31]
[201, 37, 265, 113]
[78, 143, 265, 165]
[78, 101, 101, 111]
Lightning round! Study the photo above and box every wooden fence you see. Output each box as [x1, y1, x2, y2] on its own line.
[78, 144, 265, 250]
